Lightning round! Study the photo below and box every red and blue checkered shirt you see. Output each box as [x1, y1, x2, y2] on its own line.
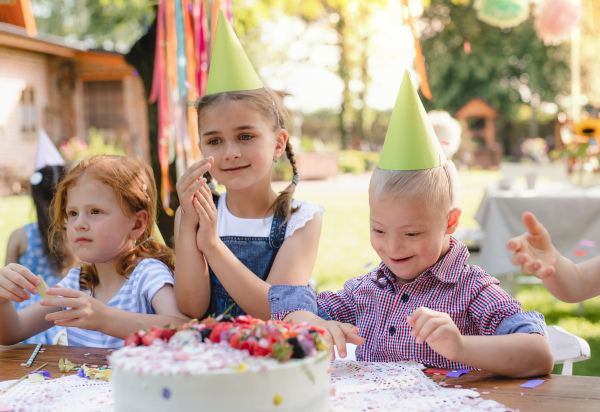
[270, 237, 547, 369]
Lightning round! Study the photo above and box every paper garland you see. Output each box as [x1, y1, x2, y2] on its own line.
[533, 0, 582, 46]
[474, 0, 530, 29]
[150, 0, 233, 213]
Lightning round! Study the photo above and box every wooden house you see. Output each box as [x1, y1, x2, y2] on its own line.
[0, 0, 148, 194]
[454, 97, 502, 169]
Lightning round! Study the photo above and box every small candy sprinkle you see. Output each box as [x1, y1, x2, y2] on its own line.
[162, 388, 171, 400]
[273, 394, 283, 405]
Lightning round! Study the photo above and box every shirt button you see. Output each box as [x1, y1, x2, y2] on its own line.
[389, 326, 396, 336]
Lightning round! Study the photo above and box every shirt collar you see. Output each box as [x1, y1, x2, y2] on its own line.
[426, 236, 469, 283]
[369, 236, 469, 287]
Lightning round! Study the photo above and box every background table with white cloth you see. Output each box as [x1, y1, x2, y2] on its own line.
[474, 181, 600, 294]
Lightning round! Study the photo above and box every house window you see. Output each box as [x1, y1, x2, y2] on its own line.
[83, 80, 125, 129]
[19, 86, 36, 139]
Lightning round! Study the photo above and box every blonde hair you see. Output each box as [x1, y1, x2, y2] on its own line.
[196, 88, 299, 223]
[49, 155, 174, 291]
[369, 161, 460, 216]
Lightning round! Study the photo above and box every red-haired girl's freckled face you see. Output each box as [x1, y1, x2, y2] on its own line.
[199, 100, 279, 191]
[65, 177, 138, 265]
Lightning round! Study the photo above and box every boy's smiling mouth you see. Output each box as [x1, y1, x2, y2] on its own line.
[391, 256, 413, 262]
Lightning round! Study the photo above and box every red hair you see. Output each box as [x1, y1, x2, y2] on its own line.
[49, 155, 174, 291]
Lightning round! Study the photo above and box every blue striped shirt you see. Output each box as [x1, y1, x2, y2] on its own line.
[57, 258, 174, 348]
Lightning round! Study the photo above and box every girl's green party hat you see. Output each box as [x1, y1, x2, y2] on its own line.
[205, 10, 263, 95]
[379, 70, 447, 171]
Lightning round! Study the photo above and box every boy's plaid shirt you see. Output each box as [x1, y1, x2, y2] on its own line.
[271, 237, 547, 369]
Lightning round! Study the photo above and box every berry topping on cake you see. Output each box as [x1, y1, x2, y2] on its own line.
[124, 315, 328, 362]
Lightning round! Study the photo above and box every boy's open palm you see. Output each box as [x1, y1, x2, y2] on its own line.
[507, 212, 558, 279]
[40, 287, 107, 331]
[407, 307, 463, 361]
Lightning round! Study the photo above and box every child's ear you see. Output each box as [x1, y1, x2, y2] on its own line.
[131, 210, 149, 239]
[445, 207, 462, 235]
[274, 128, 288, 160]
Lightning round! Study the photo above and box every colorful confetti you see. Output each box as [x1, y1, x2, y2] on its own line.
[520, 379, 545, 388]
[580, 240, 595, 247]
[574, 250, 588, 257]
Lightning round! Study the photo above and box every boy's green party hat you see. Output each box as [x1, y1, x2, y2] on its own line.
[205, 10, 263, 95]
[378, 70, 447, 171]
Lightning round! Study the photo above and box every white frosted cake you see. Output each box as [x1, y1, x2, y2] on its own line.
[109, 315, 331, 412]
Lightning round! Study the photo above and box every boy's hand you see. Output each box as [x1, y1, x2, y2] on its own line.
[507, 212, 559, 279]
[0, 263, 39, 303]
[407, 307, 463, 361]
[318, 320, 366, 360]
[175, 157, 213, 224]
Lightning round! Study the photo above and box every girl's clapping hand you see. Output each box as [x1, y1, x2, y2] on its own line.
[40, 287, 107, 331]
[407, 307, 463, 361]
[193, 181, 219, 253]
[0, 263, 39, 303]
[175, 157, 214, 223]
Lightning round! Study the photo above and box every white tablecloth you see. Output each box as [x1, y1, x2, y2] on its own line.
[0, 361, 511, 412]
[475, 181, 600, 277]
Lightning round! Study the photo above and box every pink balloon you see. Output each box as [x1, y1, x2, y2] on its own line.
[534, 0, 582, 46]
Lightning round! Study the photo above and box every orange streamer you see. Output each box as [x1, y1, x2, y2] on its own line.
[403, 0, 433, 100]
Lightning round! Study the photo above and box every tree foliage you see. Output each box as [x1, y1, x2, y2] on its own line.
[420, 0, 571, 121]
[32, 0, 154, 52]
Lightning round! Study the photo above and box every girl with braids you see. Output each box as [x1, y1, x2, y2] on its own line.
[0, 155, 188, 347]
[174, 12, 323, 320]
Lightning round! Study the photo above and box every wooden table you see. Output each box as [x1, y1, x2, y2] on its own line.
[2, 344, 600, 411]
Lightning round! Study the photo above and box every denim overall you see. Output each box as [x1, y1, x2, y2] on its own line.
[205, 197, 288, 318]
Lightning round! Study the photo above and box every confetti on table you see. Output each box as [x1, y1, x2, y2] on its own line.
[424, 369, 449, 374]
[446, 369, 471, 378]
[520, 379, 545, 388]
[0, 363, 47, 395]
[25, 342, 42, 367]
[574, 250, 588, 257]
[28, 373, 45, 383]
[29, 370, 50, 379]
[580, 240, 595, 247]
[36, 275, 57, 299]
[77, 365, 112, 381]
[58, 358, 77, 372]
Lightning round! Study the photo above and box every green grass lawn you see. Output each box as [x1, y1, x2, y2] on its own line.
[2, 168, 599, 376]
[0, 196, 36, 265]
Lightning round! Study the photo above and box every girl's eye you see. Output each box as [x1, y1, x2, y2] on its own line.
[207, 138, 221, 145]
[238, 134, 253, 141]
[407, 233, 420, 237]
[68, 211, 77, 217]
[372, 228, 384, 234]
[91, 209, 101, 215]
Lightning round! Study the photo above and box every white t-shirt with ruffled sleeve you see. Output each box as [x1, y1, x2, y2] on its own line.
[216, 192, 324, 239]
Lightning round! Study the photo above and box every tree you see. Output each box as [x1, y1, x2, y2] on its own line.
[420, 0, 571, 153]
[33, 0, 153, 52]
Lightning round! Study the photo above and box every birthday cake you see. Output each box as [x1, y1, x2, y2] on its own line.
[109, 315, 331, 412]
